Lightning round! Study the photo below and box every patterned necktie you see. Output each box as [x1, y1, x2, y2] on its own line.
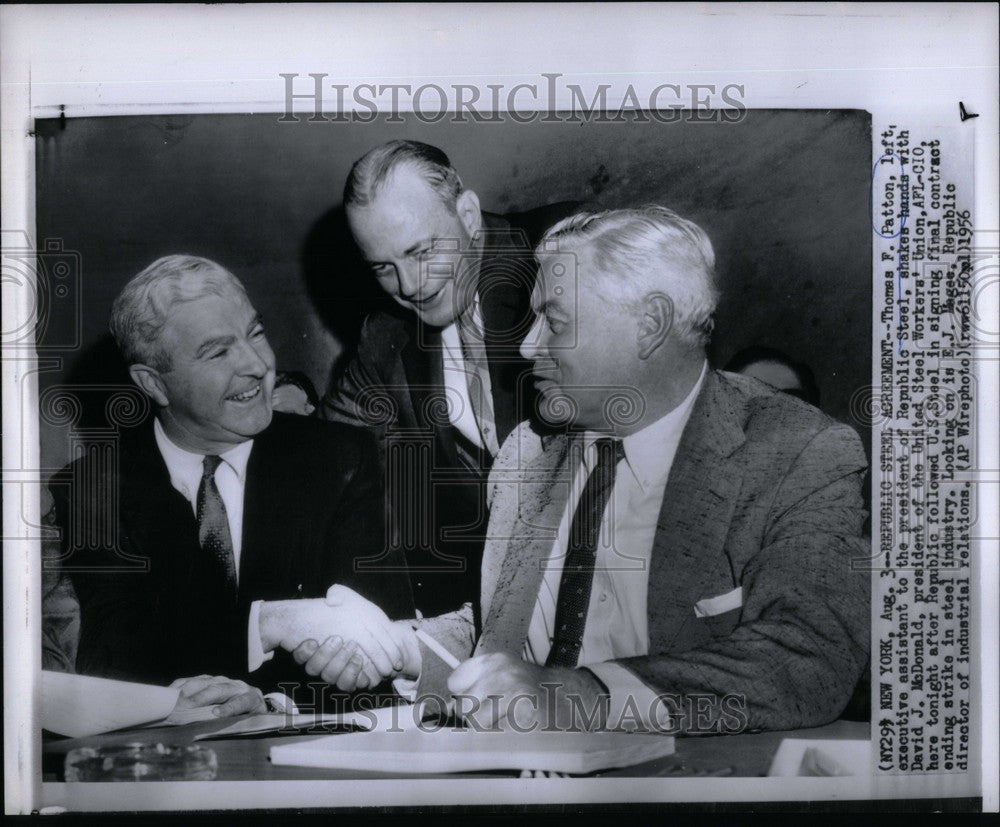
[546, 437, 626, 668]
[197, 455, 238, 603]
[459, 311, 501, 457]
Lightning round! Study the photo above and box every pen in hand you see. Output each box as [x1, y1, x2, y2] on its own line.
[412, 626, 461, 670]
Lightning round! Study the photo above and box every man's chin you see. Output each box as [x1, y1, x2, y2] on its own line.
[406, 288, 465, 328]
[535, 389, 579, 427]
[413, 306, 456, 329]
[231, 404, 273, 437]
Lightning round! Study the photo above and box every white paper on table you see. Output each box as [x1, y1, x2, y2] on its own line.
[271, 729, 676, 775]
[767, 739, 871, 776]
[41, 670, 181, 738]
[194, 701, 428, 741]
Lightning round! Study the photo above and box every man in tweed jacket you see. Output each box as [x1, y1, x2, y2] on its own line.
[294, 205, 870, 734]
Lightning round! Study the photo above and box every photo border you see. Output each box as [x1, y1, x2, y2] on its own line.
[2, 2, 997, 814]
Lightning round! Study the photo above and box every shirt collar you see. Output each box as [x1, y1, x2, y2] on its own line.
[153, 417, 254, 485]
[583, 360, 707, 491]
[441, 293, 484, 352]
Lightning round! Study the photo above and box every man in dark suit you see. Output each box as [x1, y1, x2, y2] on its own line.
[53, 255, 413, 715]
[321, 140, 578, 617]
[297, 206, 870, 734]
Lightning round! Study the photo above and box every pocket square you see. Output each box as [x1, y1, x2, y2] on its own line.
[693, 586, 743, 618]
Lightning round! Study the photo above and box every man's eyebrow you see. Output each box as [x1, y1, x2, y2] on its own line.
[402, 237, 435, 257]
[362, 238, 434, 266]
[195, 334, 236, 358]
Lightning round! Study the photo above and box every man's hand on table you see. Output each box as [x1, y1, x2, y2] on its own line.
[260, 585, 409, 689]
[167, 675, 267, 721]
[447, 652, 610, 731]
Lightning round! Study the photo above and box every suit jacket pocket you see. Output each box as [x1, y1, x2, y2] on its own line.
[697, 604, 743, 638]
[693, 586, 743, 638]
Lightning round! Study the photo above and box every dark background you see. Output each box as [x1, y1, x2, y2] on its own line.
[34, 110, 871, 472]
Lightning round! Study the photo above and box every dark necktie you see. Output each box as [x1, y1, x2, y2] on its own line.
[197, 455, 238, 602]
[546, 437, 625, 668]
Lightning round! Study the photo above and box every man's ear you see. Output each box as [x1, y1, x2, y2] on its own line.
[128, 364, 170, 407]
[637, 293, 674, 360]
[456, 189, 482, 239]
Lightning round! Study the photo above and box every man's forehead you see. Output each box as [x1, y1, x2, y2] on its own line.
[162, 289, 255, 336]
[537, 245, 590, 295]
[367, 164, 442, 212]
[350, 180, 451, 237]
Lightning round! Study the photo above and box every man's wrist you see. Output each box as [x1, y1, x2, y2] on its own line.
[547, 667, 610, 731]
[258, 600, 291, 652]
[393, 620, 422, 678]
[578, 667, 611, 701]
[248, 600, 275, 671]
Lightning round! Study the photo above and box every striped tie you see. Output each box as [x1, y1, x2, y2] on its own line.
[459, 314, 501, 457]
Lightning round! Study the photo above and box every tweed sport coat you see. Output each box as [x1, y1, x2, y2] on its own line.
[415, 370, 871, 733]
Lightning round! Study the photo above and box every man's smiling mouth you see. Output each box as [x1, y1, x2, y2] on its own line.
[227, 384, 261, 402]
[409, 287, 446, 307]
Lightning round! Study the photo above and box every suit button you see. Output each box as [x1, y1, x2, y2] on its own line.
[599, 592, 608, 603]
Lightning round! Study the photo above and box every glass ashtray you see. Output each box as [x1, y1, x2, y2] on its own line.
[65, 743, 218, 781]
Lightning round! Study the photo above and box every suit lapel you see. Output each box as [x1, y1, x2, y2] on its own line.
[477, 433, 571, 654]
[117, 426, 201, 578]
[477, 215, 537, 445]
[399, 326, 466, 469]
[240, 436, 268, 592]
[240, 423, 311, 601]
[647, 371, 747, 652]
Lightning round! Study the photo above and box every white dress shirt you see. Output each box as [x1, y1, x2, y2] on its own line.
[524, 361, 707, 729]
[153, 418, 251, 565]
[440, 296, 500, 456]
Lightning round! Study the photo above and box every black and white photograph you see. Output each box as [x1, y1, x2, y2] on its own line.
[2, 3, 997, 815]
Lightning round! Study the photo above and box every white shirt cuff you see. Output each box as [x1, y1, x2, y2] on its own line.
[585, 662, 672, 733]
[264, 692, 298, 714]
[247, 600, 275, 673]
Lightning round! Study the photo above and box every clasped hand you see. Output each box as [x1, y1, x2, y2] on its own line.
[262, 584, 419, 691]
[167, 675, 267, 722]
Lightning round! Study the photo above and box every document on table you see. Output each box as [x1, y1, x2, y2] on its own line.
[42, 670, 433, 740]
[767, 738, 872, 776]
[194, 702, 429, 741]
[270, 729, 676, 775]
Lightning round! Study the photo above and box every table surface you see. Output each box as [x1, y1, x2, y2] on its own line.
[44, 717, 869, 781]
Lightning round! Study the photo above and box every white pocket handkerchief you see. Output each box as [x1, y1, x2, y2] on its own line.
[693, 586, 743, 618]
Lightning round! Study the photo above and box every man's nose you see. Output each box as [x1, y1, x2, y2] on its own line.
[395, 260, 423, 300]
[519, 314, 543, 361]
[236, 340, 270, 376]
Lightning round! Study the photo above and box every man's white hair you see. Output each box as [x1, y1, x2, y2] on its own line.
[109, 255, 247, 371]
[538, 205, 719, 348]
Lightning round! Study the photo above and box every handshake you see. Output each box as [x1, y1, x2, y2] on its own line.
[249, 585, 609, 730]
[259, 585, 422, 691]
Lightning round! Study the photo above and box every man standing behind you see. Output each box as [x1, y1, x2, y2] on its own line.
[53, 255, 413, 713]
[299, 206, 870, 734]
[322, 140, 577, 617]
